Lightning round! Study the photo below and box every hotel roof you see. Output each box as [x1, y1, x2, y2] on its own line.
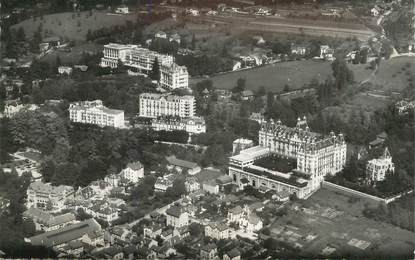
[28, 181, 74, 196]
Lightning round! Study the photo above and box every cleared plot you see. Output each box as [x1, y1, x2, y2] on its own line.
[12, 11, 138, 41]
[270, 188, 415, 258]
[191, 60, 333, 92]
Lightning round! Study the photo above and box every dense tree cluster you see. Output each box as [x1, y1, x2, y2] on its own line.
[175, 54, 234, 76]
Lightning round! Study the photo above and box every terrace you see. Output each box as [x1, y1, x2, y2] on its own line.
[253, 155, 296, 173]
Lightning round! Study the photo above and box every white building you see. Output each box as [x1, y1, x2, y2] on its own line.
[320, 45, 335, 60]
[187, 8, 200, 16]
[120, 161, 144, 183]
[151, 116, 206, 134]
[115, 5, 129, 14]
[165, 205, 188, 228]
[58, 66, 73, 75]
[23, 208, 77, 232]
[155, 31, 167, 39]
[126, 47, 173, 76]
[3, 100, 39, 118]
[205, 221, 235, 240]
[69, 100, 125, 128]
[26, 181, 74, 212]
[395, 100, 415, 115]
[160, 62, 189, 90]
[228, 117, 347, 199]
[154, 174, 175, 192]
[233, 138, 254, 155]
[100, 43, 138, 68]
[259, 117, 346, 177]
[366, 148, 395, 184]
[139, 93, 196, 118]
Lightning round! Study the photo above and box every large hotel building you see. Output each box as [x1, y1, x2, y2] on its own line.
[229, 117, 347, 198]
[100, 43, 188, 89]
[69, 100, 125, 128]
[139, 93, 195, 118]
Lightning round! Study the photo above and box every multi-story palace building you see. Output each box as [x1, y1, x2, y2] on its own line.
[228, 117, 347, 199]
[127, 47, 173, 76]
[100, 43, 138, 68]
[100, 43, 188, 89]
[259, 117, 346, 176]
[69, 100, 125, 128]
[366, 147, 395, 184]
[160, 62, 189, 90]
[139, 93, 195, 118]
[151, 116, 206, 134]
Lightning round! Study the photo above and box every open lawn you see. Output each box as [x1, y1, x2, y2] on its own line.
[370, 56, 415, 91]
[269, 187, 415, 258]
[191, 60, 334, 92]
[12, 10, 138, 41]
[40, 43, 102, 64]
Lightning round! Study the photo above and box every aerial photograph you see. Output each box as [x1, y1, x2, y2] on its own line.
[0, 0, 414, 259]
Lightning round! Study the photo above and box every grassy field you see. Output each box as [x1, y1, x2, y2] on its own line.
[12, 10, 138, 41]
[268, 188, 415, 258]
[191, 60, 334, 92]
[40, 43, 102, 64]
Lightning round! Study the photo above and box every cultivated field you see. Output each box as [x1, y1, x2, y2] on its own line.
[269, 188, 415, 258]
[12, 10, 138, 41]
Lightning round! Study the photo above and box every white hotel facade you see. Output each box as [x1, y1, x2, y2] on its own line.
[100, 43, 188, 89]
[69, 100, 125, 128]
[228, 117, 347, 198]
[139, 93, 195, 118]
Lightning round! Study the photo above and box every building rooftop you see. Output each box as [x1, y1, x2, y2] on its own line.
[28, 181, 74, 196]
[165, 205, 183, 218]
[166, 155, 198, 169]
[126, 161, 143, 171]
[28, 218, 102, 247]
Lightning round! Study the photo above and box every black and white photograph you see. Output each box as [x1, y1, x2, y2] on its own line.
[0, 0, 414, 258]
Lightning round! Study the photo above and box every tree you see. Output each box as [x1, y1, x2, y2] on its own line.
[150, 58, 160, 81]
[232, 77, 246, 93]
[331, 58, 354, 90]
[191, 34, 196, 50]
[188, 222, 202, 236]
[283, 84, 290, 92]
[16, 27, 26, 42]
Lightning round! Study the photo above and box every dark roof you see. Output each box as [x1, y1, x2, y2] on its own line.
[166, 156, 198, 169]
[226, 248, 241, 258]
[166, 205, 183, 218]
[28, 218, 102, 247]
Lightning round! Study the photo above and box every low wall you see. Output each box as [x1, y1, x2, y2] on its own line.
[322, 181, 414, 205]
[322, 181, 385, 203]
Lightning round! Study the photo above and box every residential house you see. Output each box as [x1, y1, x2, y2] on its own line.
[223, 248, 241, 260]
[115, 5, 129, 14]
[155, 174, 176, 192]
[165, 205, 189, 228]
[144, 224, 163, 239]
[203, 179, 220, 194]
[366, 147, 395, 184]
[155, 31, 167, 39]
[241, 90, 254, 101]
[185, 177, 200, 192]
[169, 33, 181, 44]
[201, 243, 218, 260]
[205, 221, 235, 240]
[369, 132, 388, 149]
[319, 45, 334, 60]
[291, 44, 308, 55]
[58, 66, 73, 75]
[59, 240, 86, 257]
[166, 155, 201, 175]
[120, 161, 144, 184]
